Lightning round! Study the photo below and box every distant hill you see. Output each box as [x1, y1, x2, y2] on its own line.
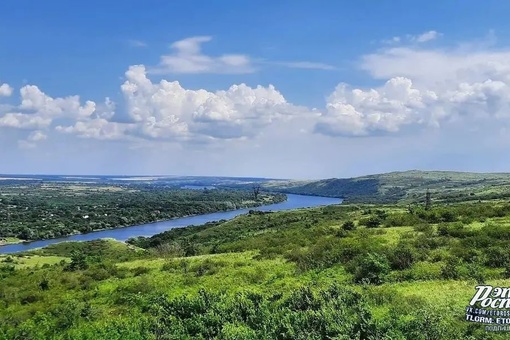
[264, 170, 510, 204]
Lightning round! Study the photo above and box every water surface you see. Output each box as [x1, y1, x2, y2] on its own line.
[0, 194, 341, 254]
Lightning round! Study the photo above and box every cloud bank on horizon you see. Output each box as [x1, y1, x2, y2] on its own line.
[2, 3, 510, 179]
[3, 34, 510, 141]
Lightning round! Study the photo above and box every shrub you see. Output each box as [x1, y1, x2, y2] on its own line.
[484, 246, 510, 268]
[350, 253, 390, 285]
[390, 244, 416, 270]
[342, 220, 356, 231]
[440, 257, 460, 280]
[132, 266, 150, 277]
[362, 217, 382, 228]
[39, 277, 50, 291]
[413, 223, 433, 233]
[409, 262, 442, 280]
[191, 259, 225, 277]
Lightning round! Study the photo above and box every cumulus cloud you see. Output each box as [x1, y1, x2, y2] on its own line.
[151, 36, 254, 74]
[315, 40, 510, 137]
[27, 130, 47, 142]
[0, 84, 98, 130]
[0, 84, 126, 145]
[122, 65, 310, 140]
[0, 113, 52, 129]
[56, 119, 133, 140]
[1, 65, 313, 144]
[18, 85, 96, 120]
[17, 130, 48, 149]
[0, 83, 13, 97]
[315, 77, 438, 136]
[6, 33, 510, 145]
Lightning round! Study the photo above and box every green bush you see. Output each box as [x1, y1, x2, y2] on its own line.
[342, 220, 356, 231]
[440, 257, 461, 280]
[390, 244, 416, 270]
[350, 253, 390, 285]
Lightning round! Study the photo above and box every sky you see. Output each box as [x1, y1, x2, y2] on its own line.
[2, 1, 510, 179]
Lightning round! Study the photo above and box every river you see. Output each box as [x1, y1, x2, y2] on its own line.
[0, 194, 341, 254]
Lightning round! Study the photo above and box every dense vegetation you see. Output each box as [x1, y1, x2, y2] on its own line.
[0, 183, 285, 242]
[265, 170, 510, 204]
[3, 195, 510, 338]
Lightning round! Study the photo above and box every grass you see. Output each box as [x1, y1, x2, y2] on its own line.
[0, 254, 69, 269]
[5, 197, 510, 338]
[0, 237, 22, 245]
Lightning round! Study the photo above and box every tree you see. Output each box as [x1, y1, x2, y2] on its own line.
[68, 250, 88, 271]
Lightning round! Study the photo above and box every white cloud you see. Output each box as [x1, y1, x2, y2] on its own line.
[56, 119, 133, 140]
[412, 30, 440, 43]
[0, 113, 52, 129]
[122, 65, 310, 140]
[28, 130, 47, 142]
[0, 83, 13, 97]
[17, 85, 96, 120]
[0, 85, 123, 144]
[5, 34, 510, 146]
[150, 36, 337, 74]
[381, 30, 441, 45]
[362, 46, 510, 87]
[127, 39, 147, 48]
[16, 130, 48, 149]
[151, 36, 254, 74]
[315, 41, 510, 137]
[315, 77, 438, 136]
[382, 36, 401, 45]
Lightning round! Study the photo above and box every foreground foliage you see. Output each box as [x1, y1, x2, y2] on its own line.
[3, 198, 510, 338]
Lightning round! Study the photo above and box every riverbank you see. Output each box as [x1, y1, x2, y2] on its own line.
[0, 192, 286, 247]
[0, 237, 23, 246]
[0, 183, 286, 243]
[0, 194, 341, 254]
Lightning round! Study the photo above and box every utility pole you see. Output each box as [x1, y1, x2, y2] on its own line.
[252, 185, 261, 200]
[425, 189, 431, 210]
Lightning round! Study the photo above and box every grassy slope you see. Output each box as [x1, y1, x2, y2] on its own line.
[265, 170, 510, 203]
[5, 201, 510, 338]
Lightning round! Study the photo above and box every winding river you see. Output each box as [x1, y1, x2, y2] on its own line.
[0, 194, 341, 254]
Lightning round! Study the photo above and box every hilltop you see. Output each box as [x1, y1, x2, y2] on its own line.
[265, 170, 510, 204]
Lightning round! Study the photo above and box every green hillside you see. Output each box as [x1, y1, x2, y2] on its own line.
[266, 170, 510, 203]
[3, 198, 510, 338]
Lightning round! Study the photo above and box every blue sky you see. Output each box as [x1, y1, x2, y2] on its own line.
[1, 1, 510, 178]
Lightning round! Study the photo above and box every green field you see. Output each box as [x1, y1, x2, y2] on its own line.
[4, 194, 510, 338]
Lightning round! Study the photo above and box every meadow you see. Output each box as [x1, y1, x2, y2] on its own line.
[3, 194, 510, 339]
